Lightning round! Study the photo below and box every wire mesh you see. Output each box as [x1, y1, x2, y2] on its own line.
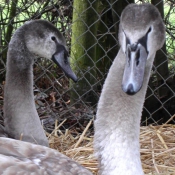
[1, 1, 175, 174]
[0, 0, 175, 132]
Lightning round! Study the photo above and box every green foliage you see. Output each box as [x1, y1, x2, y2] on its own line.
[0, 0, 73, 82]
[164, 4, 175, 55]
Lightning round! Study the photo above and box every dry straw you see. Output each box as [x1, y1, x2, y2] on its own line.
[47, 115, 175, 175]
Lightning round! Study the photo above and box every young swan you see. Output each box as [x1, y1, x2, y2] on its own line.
[0, 20, 92, 175]
[4, 20, 77, 147]
[0, 137, 92, 174]
[94, 4, 165, 175]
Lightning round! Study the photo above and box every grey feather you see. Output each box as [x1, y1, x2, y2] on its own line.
[94, 4, 165, 175]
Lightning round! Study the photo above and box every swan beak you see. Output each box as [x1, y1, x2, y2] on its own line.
[122, 43, 148, 95]
[52, 47, 78, 82]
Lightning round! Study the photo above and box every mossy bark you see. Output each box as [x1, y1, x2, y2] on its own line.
[70, 0, 99, 106]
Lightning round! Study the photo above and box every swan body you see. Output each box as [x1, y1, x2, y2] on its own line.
[1, 20, 92, 174]
[4, 20, 77, 147]
[0, 137, 92, 175]
[94, 4, 165, 175]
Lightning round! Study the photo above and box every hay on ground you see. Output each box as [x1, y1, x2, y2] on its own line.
[47, 118, 175, 175]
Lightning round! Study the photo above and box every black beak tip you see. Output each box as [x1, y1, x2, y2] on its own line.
[122, 84, 137, 95]
[52, 55, 78, 83]
[72, 77, 78, 83]
[66, 73, 78, 83]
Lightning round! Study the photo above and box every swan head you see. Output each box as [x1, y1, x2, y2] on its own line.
[119, 4, 165, 95]
[24, 20, 77, 82]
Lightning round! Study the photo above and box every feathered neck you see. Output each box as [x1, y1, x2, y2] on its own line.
[4, 30, 49, 147]
[94, 49, 153, 175]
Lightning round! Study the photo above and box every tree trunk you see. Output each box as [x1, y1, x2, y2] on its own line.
[142, 1, 170, 125]
[151, 0, 169, 98]
[111, 0, 134, 39]
[70, 0, 99, 106]
[96, 0, 135, 93]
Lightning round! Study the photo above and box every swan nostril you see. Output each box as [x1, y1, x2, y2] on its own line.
[136, 48, 140, 66]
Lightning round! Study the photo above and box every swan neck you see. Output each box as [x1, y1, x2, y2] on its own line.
[94, 49, 152, 175]
[4, 33, 48, 146]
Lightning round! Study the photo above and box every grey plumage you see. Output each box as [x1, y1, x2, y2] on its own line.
[4, 20, 77, 147]
[0, 137, 92, 175]
[94, 4, 165, 175]
[1, 20, 92, 174]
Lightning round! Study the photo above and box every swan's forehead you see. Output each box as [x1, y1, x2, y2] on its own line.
[24, 21, 67, 59]
[120, 4, 156, 42]
[25, 20, 66, 45]
[121, 3, 159, 28]
[119, 3, 165, 51]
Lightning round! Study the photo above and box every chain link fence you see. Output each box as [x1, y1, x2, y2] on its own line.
[0, 0, 175, 134]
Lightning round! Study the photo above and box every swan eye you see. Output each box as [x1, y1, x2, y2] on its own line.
[51, 36, 56, 41]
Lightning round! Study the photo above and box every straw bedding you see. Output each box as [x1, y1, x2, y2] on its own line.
[47, 116, 175, 175]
